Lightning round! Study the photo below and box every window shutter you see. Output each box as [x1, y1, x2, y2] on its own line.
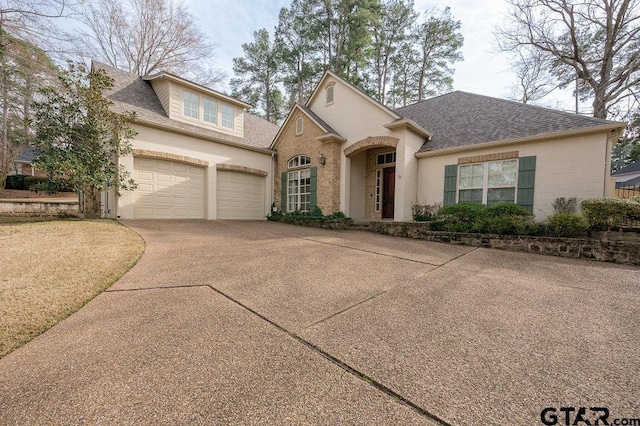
[443, 164, 457, 206]
[310, 167, 318, 209]
[517, 156, 536, 213]
[281, 172, 287, 212]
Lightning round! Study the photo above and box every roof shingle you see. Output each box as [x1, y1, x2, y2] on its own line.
[95, 62, 278, 151]
[396, 91, 622, 153]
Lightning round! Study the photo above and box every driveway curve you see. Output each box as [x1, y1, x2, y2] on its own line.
[1, 220, 638, 425]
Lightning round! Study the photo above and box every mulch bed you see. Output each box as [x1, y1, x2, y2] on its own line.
[0, 189, 76, 199]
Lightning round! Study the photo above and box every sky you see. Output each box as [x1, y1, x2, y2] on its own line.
[184, 0, 578, 112]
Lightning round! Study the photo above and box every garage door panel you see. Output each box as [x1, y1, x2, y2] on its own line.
[217, 170, 265, 220]
[133, 158, 205, 219]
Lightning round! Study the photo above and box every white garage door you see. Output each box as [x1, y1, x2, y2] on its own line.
[217, 171, 265, 220]
[134, 157, 205, 219]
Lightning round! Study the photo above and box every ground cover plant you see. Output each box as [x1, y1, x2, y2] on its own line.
[0, 220, 144, 358]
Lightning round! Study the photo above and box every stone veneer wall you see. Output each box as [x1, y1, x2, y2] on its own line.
[367, 222, 640, 266]
[0, 200, 79, 217]
[274, 110, 341, 214]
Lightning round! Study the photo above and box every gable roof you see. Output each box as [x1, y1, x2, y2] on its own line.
[611, 161, 640, 176]
[396, 91, 623, 154]
[306, 70, 400, 120]
[270, 103, 344, 149]
[16, 146, 35, 163]
[94, 62, 278, 152]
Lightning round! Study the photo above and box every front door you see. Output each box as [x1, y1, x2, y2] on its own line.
[382, 166, 395, 219]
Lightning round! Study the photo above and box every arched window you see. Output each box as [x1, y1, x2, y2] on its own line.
[287, 155, 311, 169]
[326, 84, 335, 105]
[295, 117, 303, 135]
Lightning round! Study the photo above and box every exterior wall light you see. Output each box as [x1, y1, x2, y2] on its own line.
[318, 153, 326, 165]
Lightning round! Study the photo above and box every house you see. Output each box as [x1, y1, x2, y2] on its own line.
[611, 162, 640, 198]
[9, 146, 45, 177]
[98, 63, 278, 220]
[272, 70, 624, 221]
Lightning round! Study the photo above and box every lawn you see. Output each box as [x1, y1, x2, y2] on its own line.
[0, 220, 145, 358]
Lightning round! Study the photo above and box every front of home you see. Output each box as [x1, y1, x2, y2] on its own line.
[99, 63, 278, 220]
[100, 64, 623, 222]
[272, 71, 624, 221]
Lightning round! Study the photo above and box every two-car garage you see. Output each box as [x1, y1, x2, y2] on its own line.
[131, 157, 266, 220]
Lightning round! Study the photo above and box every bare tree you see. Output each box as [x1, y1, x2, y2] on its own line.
[507, 48, 557, 104]
[77, 0, 224, 86]
[496, 0, 640, 119]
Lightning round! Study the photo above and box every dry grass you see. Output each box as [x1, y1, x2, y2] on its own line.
[0, 220, 145, 358]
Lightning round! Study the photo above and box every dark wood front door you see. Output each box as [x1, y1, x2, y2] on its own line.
[382, 166, 395, 219]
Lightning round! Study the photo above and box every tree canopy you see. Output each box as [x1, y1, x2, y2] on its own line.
[230, 0, 464, 122]
[32, 62, 137, 218]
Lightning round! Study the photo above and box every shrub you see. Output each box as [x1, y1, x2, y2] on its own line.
[430, 203, 488, 232]
[485, 202, 533, 218]
[268, 208, 351, 224]
[411, 202, 441, 222]
[552, 197, 579, 214]
[475, 215, 540, 235]
[4, 174, 27, 190]
[581, 198, 640, 230]
[547, 213, 589, 237]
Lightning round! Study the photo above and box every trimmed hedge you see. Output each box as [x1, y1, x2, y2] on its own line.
[547, 213, 589, 237]
[430, 202, 538, 235]
[5, 174, 27, 190]
[268, 206, 352, 224]
[581, 198, 640, 230]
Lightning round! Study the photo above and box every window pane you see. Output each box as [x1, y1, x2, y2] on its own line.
[459, 165, 472, 178]
[459, 189, 483, 203]
[487, 188, 516, 205]
[221, 105, 234, 128]
[472, 164, 484, 176]
[183, 92, 198, 119]
[203, 99, 217, 124]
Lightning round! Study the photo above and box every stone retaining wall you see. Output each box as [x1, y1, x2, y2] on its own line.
[365, 222, 640, 266]
[0, 199, 79, 217]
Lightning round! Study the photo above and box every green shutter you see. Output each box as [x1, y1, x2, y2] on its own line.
[443, 164, 457, 206]
[517, 156, 536, 213]
[310, 166, 318, 209]
[281, 172, 287, 212]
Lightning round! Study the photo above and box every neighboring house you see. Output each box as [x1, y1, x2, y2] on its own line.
[611, 162, 640, 198]
[10, 146, 45, 177]
[272, 70, 624, 221]
[98, 62, 278, 220]
[612, 161, 640, 186]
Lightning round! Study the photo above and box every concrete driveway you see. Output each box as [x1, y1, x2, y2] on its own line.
[1, 220, 638, 425]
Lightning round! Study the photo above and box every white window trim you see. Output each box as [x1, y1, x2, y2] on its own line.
[295, 117, 303, 135]
[203, 98, 218, 125]
[182, 90, 200, 121]
[377, 152, 396, 166]
[326, 84, 335, 105]
[221, 104, 235, 129]
[457, 159, 518, 205]
[375, 169, 381, 212]
[287, 155, 311, 169]
[287, 169, 311, 212]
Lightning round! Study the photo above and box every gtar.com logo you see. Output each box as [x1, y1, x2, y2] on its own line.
[540, 407, 610, 425]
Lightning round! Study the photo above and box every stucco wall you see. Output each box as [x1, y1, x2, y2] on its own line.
[417, 131, 612, 219]
[115, 124, 272, 220]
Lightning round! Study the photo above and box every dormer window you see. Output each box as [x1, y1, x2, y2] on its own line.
[326, 84, 335, 105]
[221, 104, 234, 129]
[183, 91, 199, 119]
[203, 99, 218, 124]
[295, 117, 303, 135]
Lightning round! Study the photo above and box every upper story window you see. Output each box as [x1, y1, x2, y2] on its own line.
[295, 117, 303, 135]
[183, 91, 199, 119]
[377, 152, 396, 165]
[458, 159, 517, 205]
[326, 84, 335, 105]
[203, 98, 218, 124]
[221, 104, 234, 129]
[288, 155, 311, 169]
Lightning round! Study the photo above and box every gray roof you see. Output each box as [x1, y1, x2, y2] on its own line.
[396, 91, 621, 153]
[16, 146, 35, 163]
[611, 161, 640, 176]
[615, 175, 640, 188]
[96, 62, 278, 151]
